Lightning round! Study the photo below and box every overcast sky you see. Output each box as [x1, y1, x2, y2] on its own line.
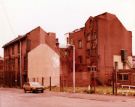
[0, 0, 135, 56]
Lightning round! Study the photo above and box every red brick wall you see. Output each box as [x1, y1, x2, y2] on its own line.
[97, 13, 132, 84]
[117, 69, 135, 85]
[62, 13, 132, 86]
[0, 59, 4, 85]
[68, 28, 87, 71]
[3, 27, 59, 87]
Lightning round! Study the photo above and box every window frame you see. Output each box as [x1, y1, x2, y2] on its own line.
[78, 40, 83, 49]
[118, 73, 129, 81]
[78, 56, 83, 64]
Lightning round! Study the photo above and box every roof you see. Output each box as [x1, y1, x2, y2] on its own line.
[68, 27, 84, 35]
[95, 12, 130, 31]
[2, 35, 25, 48]
[0, 56, 3, 60]
[2, 26, 43, 48]
[95, 12, 116, 20]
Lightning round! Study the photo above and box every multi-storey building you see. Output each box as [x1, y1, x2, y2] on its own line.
[61, 12, 132, 86]
[0, 57, 4, 86]
[132, 56, 135, 68]
[3, 26, 60, 87]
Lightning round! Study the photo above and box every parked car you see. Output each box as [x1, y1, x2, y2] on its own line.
[23, 82, 44, 93]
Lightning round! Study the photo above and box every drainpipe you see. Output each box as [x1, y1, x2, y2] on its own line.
[19, 41, 22, 88]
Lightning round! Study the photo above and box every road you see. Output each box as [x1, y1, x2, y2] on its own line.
[0, 88, 135, 107]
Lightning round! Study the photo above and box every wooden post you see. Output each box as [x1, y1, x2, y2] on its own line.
[93, 71, 96, 93]
[42, 77, 44, 86]
[60, 75, 63, 92]
[50, 76, 51, 91]
[112, 71, 115, 95]
[114, 62, 118, 95]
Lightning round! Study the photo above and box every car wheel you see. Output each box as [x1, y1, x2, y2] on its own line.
[32, 90, 36, 93]
[24, 89, 26, 93]
[41, 90, 44, 93]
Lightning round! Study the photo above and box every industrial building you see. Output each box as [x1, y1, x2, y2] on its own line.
[3, 27, 60, 87]
[2, 12, 134, 88]
[60, 12, 133, 86]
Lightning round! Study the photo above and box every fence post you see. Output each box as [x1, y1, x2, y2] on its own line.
[50, 76, 51, 91]
[42, 77, 44, 86]
[60, 75, 64, 92]
[112, 71, 115, 95]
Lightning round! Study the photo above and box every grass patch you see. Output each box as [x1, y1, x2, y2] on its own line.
[46, 86, 135, 96]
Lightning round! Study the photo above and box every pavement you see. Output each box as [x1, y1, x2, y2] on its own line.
[0, 88, 135, 107]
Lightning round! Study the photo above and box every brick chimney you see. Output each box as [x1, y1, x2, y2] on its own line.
[56, 38, 59, 48]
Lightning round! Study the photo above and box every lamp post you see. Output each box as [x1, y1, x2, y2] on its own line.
[112, 62, 118, 95]
[67, 44, 75, 93]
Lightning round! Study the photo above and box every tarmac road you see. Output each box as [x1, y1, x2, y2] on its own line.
[0, 88, 135, 107]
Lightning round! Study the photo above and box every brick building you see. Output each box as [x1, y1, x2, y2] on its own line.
[3, 26, 60, 87]
[60, 12, 132, 86]
[116, 56, 135, 86]
[132, 56, 135, 68]
[117, 69, 135, 85]
[0, 57, 4, 86]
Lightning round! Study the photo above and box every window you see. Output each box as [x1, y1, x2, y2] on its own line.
[27, 39, 31, 52]
[133, 74, 135, 82]
[118, 73, 128, 81]
[78, 56, 83, 64]
[90, 21, 93, 30]
[91, 66, 96, 71]
[92, 40, 97, 49]
[11, 59, 15, 71]
[86, 42, 92, 49]
[18, 58, 20, 72]
[24, 56, 27, 71]
[87, 34, 91, 41]
[0, 65, 3, 70]
[90, 49, 97, 56]
[92, 32, 97, 40]
[87, 66, 96, 71]
[87, 66, 90, 71]
[64, 51, 68, 56]
[70, 38, 73, 45]
[6, 48, 10, 56]
[123, 74, 128, 80]
[4, 48, 7, 56]
[86, 49, 90, 56]
[18, 43, 20, 54]
[78, 40, 82, 48]
[12, 46, 14, 55]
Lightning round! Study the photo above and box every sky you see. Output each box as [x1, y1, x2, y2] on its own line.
[0, 0, 135, 56]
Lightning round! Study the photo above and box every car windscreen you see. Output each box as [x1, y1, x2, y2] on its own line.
[30, 82, 42, 87]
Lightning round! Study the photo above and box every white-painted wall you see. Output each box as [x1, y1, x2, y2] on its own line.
[28, 44, 60, 87]
[113, 55, 132, 69]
